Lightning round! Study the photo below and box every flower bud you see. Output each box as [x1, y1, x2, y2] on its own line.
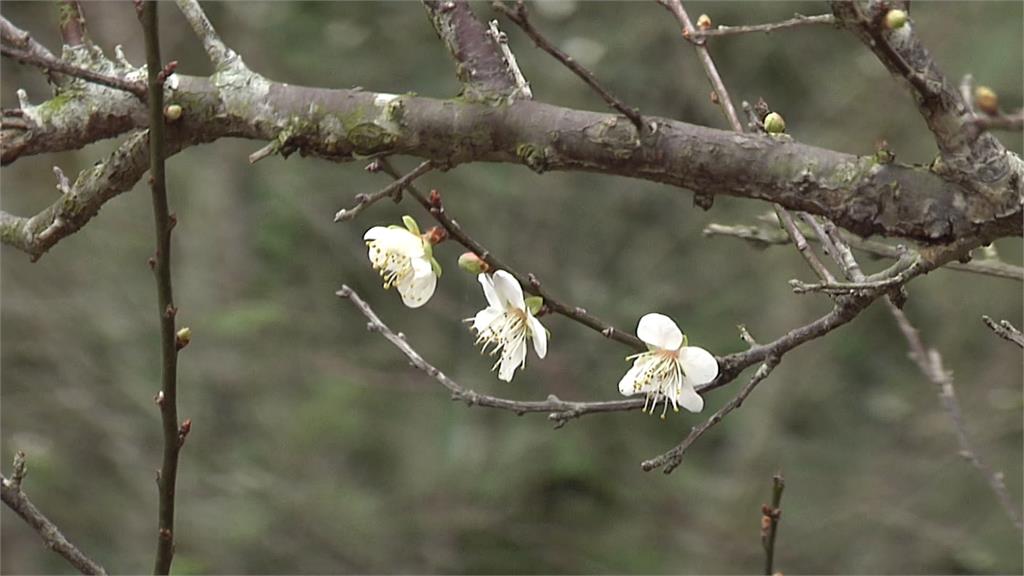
[164, 104, 183, 123]
[763, 112, 786, 134]
[424, 226, 447, 246]
[458, 252, 490, 274]
[974, 85, 998, 115]
[175, 327, 192, 350]
[884, 9, 907, 30]
[696, 14, 712, 30]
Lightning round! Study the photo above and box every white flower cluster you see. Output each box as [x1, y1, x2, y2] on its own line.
[362, 216, 717, 415]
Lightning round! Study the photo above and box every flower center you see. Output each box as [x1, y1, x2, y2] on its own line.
[368, 241, 414, 289]
[627, 348, 687, 418]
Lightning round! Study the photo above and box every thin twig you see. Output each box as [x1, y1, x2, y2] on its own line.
[337, 285, 645, 424]
[776, 208, 834, 283]
[334, 160, 435, 222]
[889, 304, 1023, 531]
[967, 110, 1024, 133]
[494, 0, 644, 131]
[374, 158, 645, 351]
[982, 315, 1024, 348]
[140, 2, 185, 573]
[691, 13, 835, 39]
[0, 44, 147, 99]
[641, 357, 780, 473]
[762, 473, 785, 575]
[703, 222, 1024, 281]
[2, 453, 107, 575]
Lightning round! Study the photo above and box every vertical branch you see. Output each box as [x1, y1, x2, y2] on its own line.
[139, 2, 184, 573]
[57, 0, 89, 46]
[761, 473, 785, 575]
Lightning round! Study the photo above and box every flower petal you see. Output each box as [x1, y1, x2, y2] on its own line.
[410, 256, 433, 279]
[636, 313, 684, 350]
[478, 273, 502, 310]
[491, 270, 525, 311]
[363, 226, 391, 241]
[498, 338, 527, 382]
[397, 270, 436, 308]
[679, 346, 719, 385]
[473, 308, 502, 334]
[528, 314, 547, 359]
[617, 361, 645, 396]
[675, 382, 704, 413]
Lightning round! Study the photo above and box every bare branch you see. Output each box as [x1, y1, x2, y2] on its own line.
[689, 13, 836, 39]
[139, 3, 185, 572]
[422, 0, 520, 102]
[1, 44, 147, 99]
[334, 160, 435, 222]
[967, 110, 1024, 134]
[762, 473, 786, 575]
[487, 19, 531, 100]
[2, 453, 107, 575]
[830, 0, 1018, 207]
[373, 159, 645, 351]
[982, 315, 1024, 348]
[704, 222, 1024, 281]
[57, 0, 89, 47]
[494, 0, 644, 131]
[775, 207, 834, 283]
[889, 304, 1023, 531]
[173, 0, 238, 70]
[0, 15, 63, 84]
[641, 357, 780, 473]
[337, 285, 646, 424]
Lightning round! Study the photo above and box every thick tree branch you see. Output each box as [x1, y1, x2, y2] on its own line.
[3, 75, 1019, 259]
[422, 0, 521, 102]
[2, 453, 107, 575]
[830, 0, 1019, 213]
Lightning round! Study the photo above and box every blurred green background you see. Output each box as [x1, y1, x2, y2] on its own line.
[2, 1, 1022, 573]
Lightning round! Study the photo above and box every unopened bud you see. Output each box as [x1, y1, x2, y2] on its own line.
[884, 9, 907, 30]
[164, 104, 183, 122]
[696, 14, 712, 30]
[458, 252, 490, 274]
[974, 85, 999, 115]
[175, 327, 192, 350]
[424, 226, 447, 245]
[763, 112, 786, 134]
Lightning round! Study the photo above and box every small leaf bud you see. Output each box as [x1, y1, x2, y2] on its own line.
[458, 252, 490, 275]
[163, 104, 183, 123]
[884, 9, 907, 30]
[696, 14, 712, 30]
[974, 85, 999, 115]
[763, 112, 786, 134]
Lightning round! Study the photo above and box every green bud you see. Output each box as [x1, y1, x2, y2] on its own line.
[764, 112, 786, 134]
[884, 9, 907, 30]
[175, 327, 192, 350]
[164, 104, 183, 122]
[457, 252, 488, 275]
[402, 215, 420, 235]
[525, 296, 544, 315]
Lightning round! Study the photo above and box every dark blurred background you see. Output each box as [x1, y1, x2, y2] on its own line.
[2, 1, 1021, 573]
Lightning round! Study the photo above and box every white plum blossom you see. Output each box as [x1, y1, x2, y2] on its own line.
[618, 313, 719, 417]
[364, 216, 441, 308]
[470, 270, 548, 382]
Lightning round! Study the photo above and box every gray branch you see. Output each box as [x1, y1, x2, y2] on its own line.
[2, 453, 108, 575]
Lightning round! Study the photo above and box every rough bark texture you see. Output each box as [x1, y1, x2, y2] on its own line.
[4, 73, 1020, 260]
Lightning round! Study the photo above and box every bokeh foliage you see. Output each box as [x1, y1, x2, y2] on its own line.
[2, 1, 1021, 573]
